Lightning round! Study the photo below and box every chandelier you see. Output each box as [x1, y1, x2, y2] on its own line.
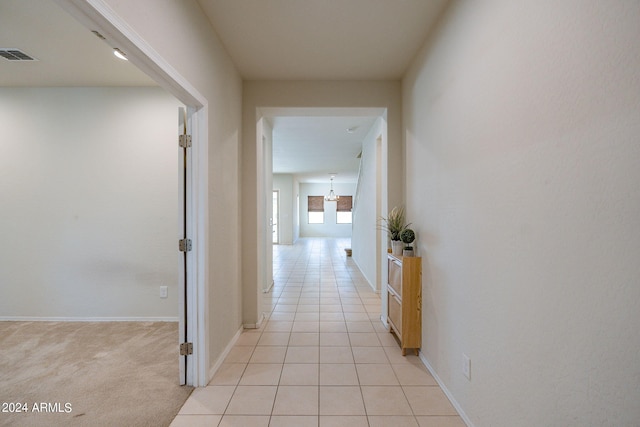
[325, 175, 339, 202]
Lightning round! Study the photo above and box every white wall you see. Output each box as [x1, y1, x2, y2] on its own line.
[403, 1, 640, 426]
[0, 87, 181, 319]
[273, 174, 295, 245]
[99, 0, 243, 379]
[352, 117, 384, 290]
[299, 183, 356, 238]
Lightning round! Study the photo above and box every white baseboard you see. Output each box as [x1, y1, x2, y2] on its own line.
[418, 351, 474, 427]
[243, 312, 265, 329]
[0, 316, 179, 322]
[262, 280, 274, 293]
[208, 325, 243, 383]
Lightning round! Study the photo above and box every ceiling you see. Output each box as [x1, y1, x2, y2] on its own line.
[0, 0, 155, 86]
[271, 114, 379, 183]
[196, 0, 448, 80]
[1, 0, 447, 183]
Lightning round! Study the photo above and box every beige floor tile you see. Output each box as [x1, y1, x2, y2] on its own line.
[236, 332, 261, 346]
[250, 346, 287, 363]
[225, 346, 254, 363]
[346, 321, 375, 333]
[352, 347, 389, 364]
[270, 415, 319, 427]
[319, 312, 345, 321]
[289, 332, 320, 346]
[265, 321, 293, 332]
[269, 312, 296, 321]
[273, 304, 297, 313]
[219, 415, 270, 427]
[258, 332, 291, 346]
[319, 386, 366, 415]
[319, 304, 343, 313]
[416, 416, 467, 427]
[342, 304, 366, 313]
[239, 363, 283, 385]
[365, 304, 381, 314]
[280, 363, 319, 385]
[292, 321, 320, 333]
[383, 347, 422, 365]
[295, 312, 320, 321]
[279, 297, 300, 305]
[178, 386, 235, 414]
[368, 416, 419, 427]
[225, 385, 278, 415]
[273, 386, 319, 415]
[170, 414, 222, 427]
[319, 416, 368, 427]
[320, 332, 350, 347]
[343, 312, 371, 322]
[297, 305, 321, 313]
[377, 332, 400, 347]
[319, 322, 348, 333]
[285, 346, 320, 363]
[319, 363, 359, 385]
[361, 386, 413, 416]
[209, 363, 246, 385]
[348, 333, 381, 347]
[356, 364, 399, 385]
[403, 386, 459, 416]
[392, 364, 437, 386]
[320, 346, 354, 364]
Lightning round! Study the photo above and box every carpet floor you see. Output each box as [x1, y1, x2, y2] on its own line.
[0, 321, 193, 427]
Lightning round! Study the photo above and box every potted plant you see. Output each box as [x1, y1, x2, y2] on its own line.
[400, 228, 416, 257]
[378, 206, 410, 256]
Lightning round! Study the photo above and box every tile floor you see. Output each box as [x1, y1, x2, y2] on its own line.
[171, 238, 465, 427]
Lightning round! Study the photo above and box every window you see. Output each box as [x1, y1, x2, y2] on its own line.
[336, 195, 353, 224]
[308, 195, 324, 224]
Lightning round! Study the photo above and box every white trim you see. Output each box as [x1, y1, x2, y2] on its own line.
[243, 313, 265, 330]
[55, 0, 209, 387]
[208, 326, 243, 382]
[191, 105, 210, 387]
[419, 352, 474, 427]
[0, 317, 179, 322]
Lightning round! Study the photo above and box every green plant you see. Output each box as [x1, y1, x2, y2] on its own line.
[400, 228, 415, 249]
[378, 206, 410, 241]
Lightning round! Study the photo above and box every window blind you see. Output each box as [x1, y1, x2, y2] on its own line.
[336, 196, 352, 212]
[308, 196, 325, 212]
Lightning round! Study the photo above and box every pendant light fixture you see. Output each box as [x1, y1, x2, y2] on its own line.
[325, 174, 339, 202]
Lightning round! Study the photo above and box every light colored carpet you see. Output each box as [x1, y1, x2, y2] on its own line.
[0, 321, 193, 427]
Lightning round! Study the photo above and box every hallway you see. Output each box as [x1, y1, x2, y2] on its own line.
[171, 238, 464, 427]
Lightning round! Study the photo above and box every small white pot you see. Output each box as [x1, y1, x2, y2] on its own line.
[391, 240, 403, 256]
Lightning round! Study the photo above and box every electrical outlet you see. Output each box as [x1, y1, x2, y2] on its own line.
[159, 286, 168, 299]
[462, 354, 471, 380]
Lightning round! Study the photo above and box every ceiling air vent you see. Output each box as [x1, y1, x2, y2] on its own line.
[0, 48, 37, 61]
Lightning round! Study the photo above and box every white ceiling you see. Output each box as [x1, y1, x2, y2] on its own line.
[196, 0, 448, 80]
[2, 0, 447, 183]
[271, 114, 379, 183]
[0, 0, 155, 86]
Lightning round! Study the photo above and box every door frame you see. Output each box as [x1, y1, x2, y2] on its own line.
[58, 0, 210, 387]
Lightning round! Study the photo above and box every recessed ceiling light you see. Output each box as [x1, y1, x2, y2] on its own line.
[346, 127, 357, 134]
[113, 48, 127, 60]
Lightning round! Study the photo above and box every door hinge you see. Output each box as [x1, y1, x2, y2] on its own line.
[180, 342, 193, 356]
[179, 134, 192, 148]
[179, 238, 192, 252]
